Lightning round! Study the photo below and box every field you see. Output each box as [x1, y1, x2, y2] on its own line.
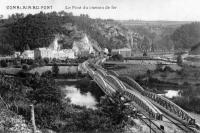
[152, 65, 200, 85]
[109, 63, 156, 79]
[0, 67, 21, 75]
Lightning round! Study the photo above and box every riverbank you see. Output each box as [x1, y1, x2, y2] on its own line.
[0, 72, 139, 132]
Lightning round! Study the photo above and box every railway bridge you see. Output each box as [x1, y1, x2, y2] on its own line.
[79, 59, 200, 132]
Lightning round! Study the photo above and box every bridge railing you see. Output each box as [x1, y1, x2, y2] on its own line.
[105, 74, 163, 120]
[106, 75, 126, 92]
[123, 89, 162, 120]
[94, 72, 115, 95]
[117, 75, 196, 125]
[84, 60, 198, 127]
[118, 76, 144, 93]
[96, 69, 107, 78]
[142, 91, 195, 125]
[85, 61, 163, 120]
[107, 70, 119, 77]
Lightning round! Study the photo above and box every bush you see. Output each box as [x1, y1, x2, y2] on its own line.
[39, 59, 45, 66]
[21, 59, 26, 64]
[16, 71, 32, 77]
[0, 60, 8, 67]
[22, 64, 29, 71]
[13, 59, 21, 67]
[35, 58, 45, 66]
[27, 59, 34, 65]
[143, 51, 147, 56]
[43, 58, 49, 65]
[155, 63, 163, 72]
[52, 58, 57, 63]
[52, 63, 59, 77]
[41, 70, 52, 77]
[163, 66, 174, 72]
[110, 54, 124, 61]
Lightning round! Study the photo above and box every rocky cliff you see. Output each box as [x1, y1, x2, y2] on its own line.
[47, 23, 98, 55]
[72, 34, 94, 54]
[90, 21, 144, 50]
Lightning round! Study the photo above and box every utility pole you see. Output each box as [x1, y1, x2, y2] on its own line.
[30, 104, 36, 133]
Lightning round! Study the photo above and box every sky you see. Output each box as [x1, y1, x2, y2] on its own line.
[0, 0, 200, 21]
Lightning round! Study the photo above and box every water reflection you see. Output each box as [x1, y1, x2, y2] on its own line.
[62, 85, 97, 109]
[163, 90, 181, 98]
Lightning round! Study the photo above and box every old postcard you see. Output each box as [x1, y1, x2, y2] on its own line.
[0, 0, 200, 133]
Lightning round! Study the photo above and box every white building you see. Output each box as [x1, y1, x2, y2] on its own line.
[34, 35, 76, 59]
[103, 48, 109, 54]
[111, 48, 132, 57]
[13, 52, 21, 58]
[34, 48, 75, 59]
[21, 50, 34, 59]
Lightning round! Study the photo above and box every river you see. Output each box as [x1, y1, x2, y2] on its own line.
[160, 90, 181, 98]
[60, 85, 97, 109]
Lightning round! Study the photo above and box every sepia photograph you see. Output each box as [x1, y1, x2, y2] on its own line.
[0, 0, 200, 132]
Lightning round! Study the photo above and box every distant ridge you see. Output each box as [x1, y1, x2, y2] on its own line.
[118, 20, 192, 26]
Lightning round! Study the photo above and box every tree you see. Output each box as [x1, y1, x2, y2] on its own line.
[25, 44, 30, 50]
[156, 63, 163, 72]
[5, 12, 73, 52]
[22, 64, 29, 71]
[99, 92, 133, 130]
[52, 63, 59, 77]
[110, 54, 124, 61]
[141, 36, 150, 51]
[0, 60, 8, 67]
[41, 70, 52, 78]
[149, 32, 156, 52]
[43, 58, 49, 65]
[143, 51, 147, 56]
[0, 42, 14, 55]
[177, 54, 183, 66]
[27, 59, 34, 65]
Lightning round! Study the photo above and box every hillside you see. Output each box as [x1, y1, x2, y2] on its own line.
[120, 20, 182, 51]
[73, 17, 144, 51]
[121, 21, 200, 51]
[0, 12, 144, 55]
[171, 22, 200, 49]
[119, 20, 191, 27]
[1, 12, 198, 55]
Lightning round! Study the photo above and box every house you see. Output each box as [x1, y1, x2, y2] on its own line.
[103, 48, 109, 54]
[111, 48, 132, 57]
[13, 52, 21, 58]
[21, 50, 34, 59]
